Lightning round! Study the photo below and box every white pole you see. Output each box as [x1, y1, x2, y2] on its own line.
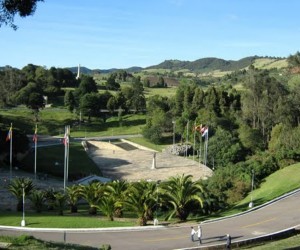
[34, 125, 37, 180]
[186, 121, 189, 158]
[9, 123, 12, 181]
[21, 185, 25, 226]
[205, 132, 209, 166]
[193, 123, 196, 161]
[63, 126, 67, 191]
[66, 125, 70, 182]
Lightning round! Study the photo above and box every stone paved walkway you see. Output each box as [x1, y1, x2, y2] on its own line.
[87, 140, 213, 182]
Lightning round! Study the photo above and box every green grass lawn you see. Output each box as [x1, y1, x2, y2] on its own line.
[21, 142, 101, 179]
[0, 210, 137, 228]
[0, 107, 146, 137]
[0, 235, 100, 250]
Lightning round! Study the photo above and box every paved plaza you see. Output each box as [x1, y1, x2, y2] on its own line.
[87, 140, 213, 182]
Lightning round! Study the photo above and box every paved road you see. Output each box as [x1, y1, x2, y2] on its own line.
[1, 190, 300, 249]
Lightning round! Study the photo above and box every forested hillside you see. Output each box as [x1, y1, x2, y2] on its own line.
[0, 52, 300, 214]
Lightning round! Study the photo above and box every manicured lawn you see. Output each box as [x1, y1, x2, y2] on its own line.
[21, 142, 101, 179]
[0, 210, 137, 228]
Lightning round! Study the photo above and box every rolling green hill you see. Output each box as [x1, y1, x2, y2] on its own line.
[67, 56, 288, 76]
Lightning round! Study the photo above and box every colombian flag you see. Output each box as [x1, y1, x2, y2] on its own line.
[6, 125, 12, 142]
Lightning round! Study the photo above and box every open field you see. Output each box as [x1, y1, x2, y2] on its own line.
[0, 108, 146, 137]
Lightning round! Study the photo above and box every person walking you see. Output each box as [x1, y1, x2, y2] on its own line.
[197, 225, 202, 245]
[190, 226, 196, 242]
[226, 234, 231, 249]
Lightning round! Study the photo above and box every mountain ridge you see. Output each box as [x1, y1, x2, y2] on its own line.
[67, 55, 286, 75]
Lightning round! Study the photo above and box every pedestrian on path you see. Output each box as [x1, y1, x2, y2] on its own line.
[197, 225, 202, 245]
[226, 234, 231, 249]
[190, 226, 196, 242]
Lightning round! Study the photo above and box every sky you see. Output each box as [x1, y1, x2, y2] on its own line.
[1, 0, 300, 70]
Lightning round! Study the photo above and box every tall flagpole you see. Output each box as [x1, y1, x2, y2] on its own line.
[204, 129, 209, 166]
[63, 125, 70, 191]
[34, 124, 37, 180]
[193, 122, 196, 161]
[64, 126, 67, 191]
[9, 123, 12, 180]
[199, 135, 202, 167]
[66, 125, 70, 183]
[185, 121, 189, 158]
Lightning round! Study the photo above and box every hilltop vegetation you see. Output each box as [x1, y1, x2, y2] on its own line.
[67, 55, 287, 76]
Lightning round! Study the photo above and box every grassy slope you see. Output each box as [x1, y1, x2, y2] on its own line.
[215, 163, 300, 217]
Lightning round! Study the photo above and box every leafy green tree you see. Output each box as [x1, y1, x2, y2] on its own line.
[7, 177, 35, 211]
[107, 96, 117, 114]
[0, 67, 26, 106]
[160, 174, 203, 221]
[287, 51, 300, 68]
[64, 90, 77, 113]
[208, 127, 245, 168]
[106, 74, 120, 90]
[142, 124, 163, 144]
[0, 0, 44, 29]
[14, 82, 45, 121]
[75, 75, 97, 98]
[238, 123, 263, 153]
[79, 93, 101, 121]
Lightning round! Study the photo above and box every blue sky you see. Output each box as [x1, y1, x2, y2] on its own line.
[1, 0, 300, 69]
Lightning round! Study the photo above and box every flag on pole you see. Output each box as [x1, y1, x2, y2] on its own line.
[201, 126, 208, 137]
[193, 124, 202, 133]
[63, 126, 70, 145]
[33, 125, 38, 142]
[6, 125, 12, 142]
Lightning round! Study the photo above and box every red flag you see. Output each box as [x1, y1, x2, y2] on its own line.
[6, 125, 12, 142]
[193, 124, 202, 132]
[33, 125, 38, 142]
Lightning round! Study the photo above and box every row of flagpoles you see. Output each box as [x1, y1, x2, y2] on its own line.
[185, 122, 209, 166]
[4, 123, 70, 190]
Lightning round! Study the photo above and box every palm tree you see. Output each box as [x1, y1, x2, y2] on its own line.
[7, 177, 35, 211]
[96, 195, 115, 221]
[29, 189, 45, 213]
[123, 180, 156, 226]
[79, 182, 103, 215]
[160, 174, 203, 221]
[53, 191, 67, 216]
[66, 184, 81, 213]
[43, 188, 57, 210]
[105, 180, 128, 218]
